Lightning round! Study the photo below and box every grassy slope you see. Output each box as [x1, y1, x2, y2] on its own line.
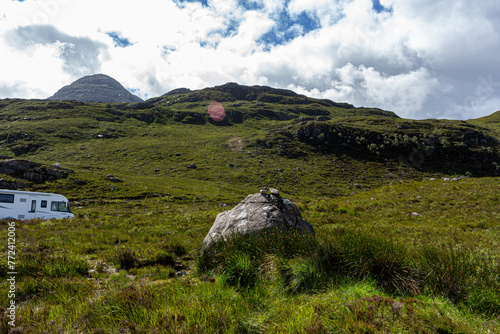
[0, 94, 499, 332]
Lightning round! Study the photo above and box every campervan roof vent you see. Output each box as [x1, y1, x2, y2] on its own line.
[20, 198, 27, 203]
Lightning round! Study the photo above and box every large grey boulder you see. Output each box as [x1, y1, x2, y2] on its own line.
[202, 191, 314, 251]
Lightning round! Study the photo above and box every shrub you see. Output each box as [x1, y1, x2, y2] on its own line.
[116, 248, 138, 270]
[163, 242, 187, 257]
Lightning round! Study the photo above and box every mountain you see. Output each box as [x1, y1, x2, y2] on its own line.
[1, 81, 499, 199]
[154, 82, 358, 109]
[145, 82, 399, 121]
[47, 74, 143, 103]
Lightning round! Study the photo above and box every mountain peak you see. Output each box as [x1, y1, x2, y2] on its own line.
[47, 74, 143, 103]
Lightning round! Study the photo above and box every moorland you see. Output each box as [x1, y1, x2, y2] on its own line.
[0, 82, 499, 333]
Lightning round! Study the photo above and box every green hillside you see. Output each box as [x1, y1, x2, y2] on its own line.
[0, 84, 499, 332]
[468, 109, 500, 135]
[0, 83, 499, 202]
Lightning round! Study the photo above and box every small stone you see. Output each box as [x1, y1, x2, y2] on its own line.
[109, 176, 124, 183]
[186, 163, 197, 169]
[260, 187, 268, 194]
[270, 188, 280, 197]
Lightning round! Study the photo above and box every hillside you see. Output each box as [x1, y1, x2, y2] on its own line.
[47, 74, 143, 103]
[1, 82, 500, 201]
[1, 84, 499, 332]
[468, 109, 500, 134]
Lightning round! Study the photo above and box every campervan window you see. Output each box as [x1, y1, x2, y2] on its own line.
[0, 194, 14, 203]
[41, 200, 47, 208]
[51, 201, 71, 212]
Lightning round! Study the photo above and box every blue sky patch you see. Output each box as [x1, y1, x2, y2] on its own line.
[372, 0, 393, 14]
[106, 31, 133, 48]
[258, 10, 320, 50]
[199, 18, 240, 49]
[173, 0, 209, 8]
[161, 46, 176, 57]
[238, 0, 265, 11]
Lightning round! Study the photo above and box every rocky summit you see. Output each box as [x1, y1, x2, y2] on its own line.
[202, 190, 314, 252]
[47, 74, 143, 103]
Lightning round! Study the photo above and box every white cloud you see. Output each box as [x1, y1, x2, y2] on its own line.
[0, 0, 499, 120]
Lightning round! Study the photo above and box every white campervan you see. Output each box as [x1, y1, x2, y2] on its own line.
[0, 189, 74, 220]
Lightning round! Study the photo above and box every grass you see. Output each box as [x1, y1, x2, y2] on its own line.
[0, 93, 499, 332]
[1, 176, 499, 332]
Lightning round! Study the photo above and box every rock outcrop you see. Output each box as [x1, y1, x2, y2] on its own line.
[0, 179, 27, 189]
[48, 74, 143, 103]
[0, 159, 70, 184]
[202, 190, 314, 251]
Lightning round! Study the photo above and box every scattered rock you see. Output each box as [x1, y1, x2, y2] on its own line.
[202, 190, 314, 252]
[411, 212, 423, 217]
[442, 176, 465, 181]
[186, 163, 197, 169]
[107, 175, 124, 183]
[260, 187, 268, 195]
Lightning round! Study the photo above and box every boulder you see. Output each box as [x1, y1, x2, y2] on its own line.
[202, 191, 314, 251]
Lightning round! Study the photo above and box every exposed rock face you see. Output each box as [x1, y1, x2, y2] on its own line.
[0, 179, 27, 189]
[202, 192, 314, 251]
[48, 74, 143, 103]
[0, 159, 70, 184]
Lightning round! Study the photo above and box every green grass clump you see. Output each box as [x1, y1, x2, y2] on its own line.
[197, 228, 318, 273]
[196, 226, 500, 320]
[315, 231, 422, 296]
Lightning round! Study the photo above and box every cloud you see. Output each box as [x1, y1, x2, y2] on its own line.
[4, 25, 108, 77]
[0, 81, 40, 98]
[0, 0, 499, 120]
[286, 64, 442, 118]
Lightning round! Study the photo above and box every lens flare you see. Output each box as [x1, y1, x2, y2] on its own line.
[208, 101, 225, 121]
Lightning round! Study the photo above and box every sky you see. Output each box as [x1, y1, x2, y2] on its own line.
[1, 0, 500, 120]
